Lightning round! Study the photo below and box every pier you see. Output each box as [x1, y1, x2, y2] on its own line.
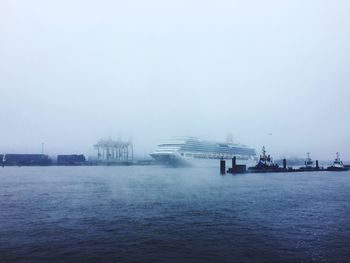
[222, 158, 348, 175]
[222, 148, 349, 174]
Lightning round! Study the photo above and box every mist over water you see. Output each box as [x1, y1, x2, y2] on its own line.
[1, 166, 350, 262]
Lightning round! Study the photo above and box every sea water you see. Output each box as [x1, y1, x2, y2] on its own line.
[0, 166, 349, 262]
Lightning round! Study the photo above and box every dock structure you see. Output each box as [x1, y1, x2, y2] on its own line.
[0, 154, 51, 166]
[224, 148, 349, 174]
[224, 157, 349, 174]
[94, 139, 133, 163]
[57, 154, 86, 165]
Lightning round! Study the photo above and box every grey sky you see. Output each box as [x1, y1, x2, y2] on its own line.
[0, 0, 349, 159]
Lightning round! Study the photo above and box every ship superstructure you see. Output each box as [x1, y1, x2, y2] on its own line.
[150, 136, 256, 167]
[327, 152, 348, 171]
[300, 152, 315, 171]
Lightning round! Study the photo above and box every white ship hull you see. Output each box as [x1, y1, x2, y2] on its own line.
[150, 152, 256, 168]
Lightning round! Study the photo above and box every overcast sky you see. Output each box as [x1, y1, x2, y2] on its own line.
[0, 0, 349, 160]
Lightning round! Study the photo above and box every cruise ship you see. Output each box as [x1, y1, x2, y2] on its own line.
[150, 136, 256, 167]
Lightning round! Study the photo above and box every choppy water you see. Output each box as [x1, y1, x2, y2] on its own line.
[0, 166, 349, 262]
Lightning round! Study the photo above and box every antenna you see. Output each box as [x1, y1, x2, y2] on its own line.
[41, 143, 44, 155]
[226, 133, 233, 143]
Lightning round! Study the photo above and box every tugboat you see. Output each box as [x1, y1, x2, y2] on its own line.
[299, 152, 315, 171]
[248, 146, 280, 172]
[327, 152, 348, 171]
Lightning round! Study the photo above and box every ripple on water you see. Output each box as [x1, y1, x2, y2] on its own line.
[0, 166, 349, 262]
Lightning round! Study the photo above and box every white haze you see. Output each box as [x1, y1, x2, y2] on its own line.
[0, 0, 349, 160]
